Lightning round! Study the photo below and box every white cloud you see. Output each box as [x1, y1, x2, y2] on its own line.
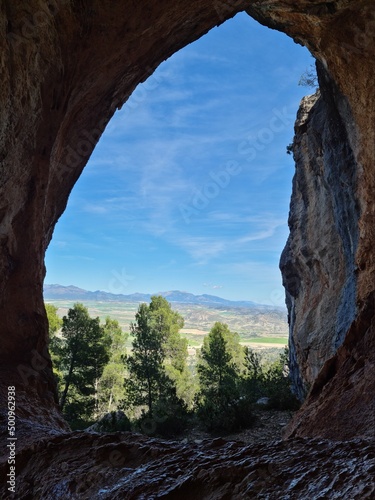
[83, 204, 108, 214]
[203, 282, 223, 290]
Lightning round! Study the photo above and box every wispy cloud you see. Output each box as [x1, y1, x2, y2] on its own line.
[46, 11, 311, 306]
[171, 218, 284, 264]
[203, 282, 223, 290]
[62, 255, 96, 261]
[83, 204, 108, 215]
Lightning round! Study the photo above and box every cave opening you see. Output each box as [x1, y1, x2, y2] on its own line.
[1, 2, 375, 495]
[42, 12, 314, 431]
[45, 12, 312, 309]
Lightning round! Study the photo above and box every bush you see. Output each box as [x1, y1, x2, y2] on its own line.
[261, 351, 301, 411]
[134, 395, 190, 438]
[241, 347, 301, 412]
[196, 390, 255, 434]
[93, 411, 132, 433]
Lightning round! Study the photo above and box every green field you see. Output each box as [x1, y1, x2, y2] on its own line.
[241, 337, 288, 345]
[46, 300, 289, 351]
[47, 299, 288, 365]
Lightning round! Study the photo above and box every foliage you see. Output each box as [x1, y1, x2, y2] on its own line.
[123, 298, 189, 435]
[240, 347, 300, 411]
[47, 298, 299, 435]
[240, 346, 264, 403]
[53, 303, 112, 427]
[94, 411, 132, 433]
[261, 348, 300, 411]
[46, 304, 64, 384]
[97, 317, 128, 414]
[196, 322, 253, 433]
[123, 302, 168, 416]
[149, 295, 187, 372]
[46, 303, 63, 334]
[135, 389, 190, 438]
[299, 63, 319, 89]
[165, 363, 196, 410]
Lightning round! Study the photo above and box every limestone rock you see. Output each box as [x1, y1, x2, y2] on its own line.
[281, 74, 359, 399]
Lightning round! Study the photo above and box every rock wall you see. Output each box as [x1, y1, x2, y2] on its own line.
[281, 63, 360, 399]
[281, 61, 375, 439]
[0, 0, 374, 475]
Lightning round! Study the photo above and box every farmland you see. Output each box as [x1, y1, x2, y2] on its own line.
[46, 299, 289, 360]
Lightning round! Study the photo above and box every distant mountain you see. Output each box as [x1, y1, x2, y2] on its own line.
[44, 284, 282, 310]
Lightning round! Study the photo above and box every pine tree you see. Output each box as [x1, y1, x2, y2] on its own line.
[124, 303, 167, 417]
[97, 317, 128, 413]
[123, 299, 189, 435]
[149, 295, 187, 372]
[196, 322, 241, 431]
[57, 303, 112, 427]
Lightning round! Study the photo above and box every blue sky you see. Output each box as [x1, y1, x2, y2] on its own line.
[45, 12, 313, 306]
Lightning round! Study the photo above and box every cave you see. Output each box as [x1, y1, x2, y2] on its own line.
[0, 1, 374, 497]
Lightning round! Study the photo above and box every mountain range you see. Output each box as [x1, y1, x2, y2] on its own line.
[44, 284, 282, 310]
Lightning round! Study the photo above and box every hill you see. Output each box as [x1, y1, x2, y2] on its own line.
[44, 285, 289, 356]
[44, 284, 283, 310]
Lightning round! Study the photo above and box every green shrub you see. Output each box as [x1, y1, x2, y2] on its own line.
[196, 390, 255, 434]
[261, 349, 300, 411]
[95, 411, 132, 432]
[135, 398, 190, 438]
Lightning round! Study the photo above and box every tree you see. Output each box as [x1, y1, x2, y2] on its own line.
[46, 303, 63, 385]
[149, 295, 187, 372]
[262, 347, 300, 410]
[124, 303, 168, 417]
[240, 346, 264, 403]
[198, 322, 237, 391]
[299, 63, 319, 89]
[57, 303, 112, 427]
[196, 322, 249, 432]
[123, 299, 189, 436]
[216, 322, 245, 373]
[45, 303, 62, 335]
[148, 295, 193, 406]
[97, 317, 128, 413]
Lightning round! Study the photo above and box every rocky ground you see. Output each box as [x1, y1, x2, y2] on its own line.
[178, 409, 294, 446]
[1, 410, 374, 499]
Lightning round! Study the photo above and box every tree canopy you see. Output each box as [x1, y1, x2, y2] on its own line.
[53, 303, 112, 427]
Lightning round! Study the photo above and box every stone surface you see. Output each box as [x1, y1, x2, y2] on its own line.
[0, 0, 375, 495]
[284, 290, 375, 440]
[1, 431, 374, 499]
[280, 76, 359, 399]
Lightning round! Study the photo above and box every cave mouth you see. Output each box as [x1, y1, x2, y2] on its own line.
[45, 12, 312, 310]
[2, 0, 373, 452]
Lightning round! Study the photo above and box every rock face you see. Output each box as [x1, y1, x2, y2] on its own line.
[0, 0, 375, 495]
[1, 432, 374, 499]
[280, 73, 359, 399]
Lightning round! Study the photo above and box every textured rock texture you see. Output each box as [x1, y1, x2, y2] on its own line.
[284, 290, 375, 440]
[280, 76, 359, 399]
[0, 0, 375, 495]
[1, 432, 374, 499]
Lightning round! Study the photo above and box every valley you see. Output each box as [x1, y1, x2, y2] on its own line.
[45, 298, 289, 362]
